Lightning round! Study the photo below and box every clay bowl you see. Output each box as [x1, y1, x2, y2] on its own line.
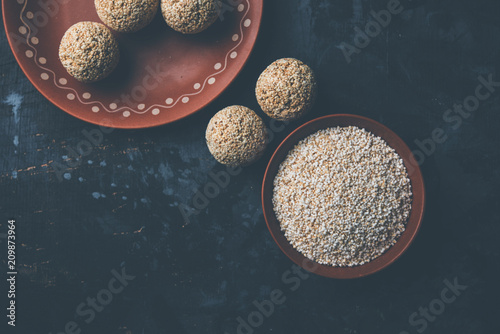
[2, 0, 263, 128]
[262, 114, 425, 279]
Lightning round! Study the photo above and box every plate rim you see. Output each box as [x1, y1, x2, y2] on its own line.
[2, 0, 263, 129]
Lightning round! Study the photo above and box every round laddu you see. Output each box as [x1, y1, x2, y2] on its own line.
[256, 58, 317, 121]
[206, 106, 268, 167]
[59, 22, 119, 83]
[161, 0, 221, 34]
[95, 0, 160, 33]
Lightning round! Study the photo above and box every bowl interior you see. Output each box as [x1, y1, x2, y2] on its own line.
[262, 114, 425, 279]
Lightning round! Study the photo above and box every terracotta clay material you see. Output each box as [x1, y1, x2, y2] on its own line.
[262, 114, 426, 279]
[3, 0, 263, 128]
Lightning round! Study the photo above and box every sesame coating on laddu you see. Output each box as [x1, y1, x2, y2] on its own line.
[59, 22, 120, 83]
[161, 0, 221, 34]
[256, 58, 317, 121]
[95, 0, 159, 33]
[206, 106, 268, 167]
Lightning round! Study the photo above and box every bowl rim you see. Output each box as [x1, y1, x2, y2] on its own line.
[261, 114, 426, 279]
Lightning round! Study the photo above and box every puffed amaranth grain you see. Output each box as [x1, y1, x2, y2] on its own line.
[206, 106, 268, 167]
[95, 0, 160, 33]
[59, 22, 119, 83]
[161, 0, 221, 34]
[256, 58, 317, 121]
[273, 126, 413, 267]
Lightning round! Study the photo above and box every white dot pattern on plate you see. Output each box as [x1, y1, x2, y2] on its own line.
[17, 0, 256, 122]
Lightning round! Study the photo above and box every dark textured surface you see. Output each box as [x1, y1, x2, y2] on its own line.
[1, 0, 499, 333]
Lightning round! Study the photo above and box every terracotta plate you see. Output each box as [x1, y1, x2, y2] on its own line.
[2, 0, 263, 128]
[262, 114, 426, 279]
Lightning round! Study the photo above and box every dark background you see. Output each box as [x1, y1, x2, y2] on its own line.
[1, 0, 499, 333]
